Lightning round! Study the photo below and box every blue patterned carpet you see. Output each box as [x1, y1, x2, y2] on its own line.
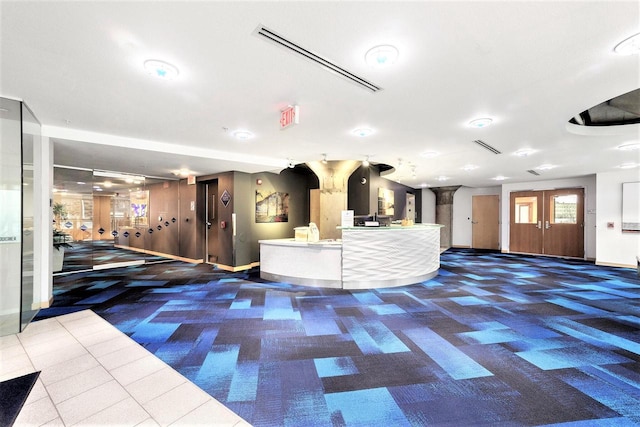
[37, 249, 640, 426]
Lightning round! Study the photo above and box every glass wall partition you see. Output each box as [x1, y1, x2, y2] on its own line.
[20, 103, 39, 330]
[53, 167, 176, 273]
[0, 98, 41, 336]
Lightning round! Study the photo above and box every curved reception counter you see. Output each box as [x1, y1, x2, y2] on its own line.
[259, 224, 444, 289]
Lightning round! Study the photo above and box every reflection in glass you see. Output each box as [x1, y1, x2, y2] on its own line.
[515, 196, 537, 224]
[551, 194, 578, 224]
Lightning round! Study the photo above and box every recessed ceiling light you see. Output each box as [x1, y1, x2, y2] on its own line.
[436, 176, 449, 181]
[76, 181, 86, 185]
[232, 130, 254, 140]
[492, 175, 508, 181]
[352, 128, 374, 137]
[143, 59, 179, 80]
[514, 148, 536, 157]
[364, 45, 399, 67]
[614, 32, 640, 55]
[420, 183, 430, 188]
[461, 164, 478, 171]
[468, 118, 493, 128]
[420, 150, 439, 158]
[618, 142, 640, 151]
[536, 164, 556, 170]
[617, 162, 639, 169]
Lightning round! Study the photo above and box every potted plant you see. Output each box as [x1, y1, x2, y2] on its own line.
[53, 229, 72, 272]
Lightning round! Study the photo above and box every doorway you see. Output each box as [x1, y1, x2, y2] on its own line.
[472, 195, 499, 250]
[509, 188, 584, 258]
[205, 181, 219, 264]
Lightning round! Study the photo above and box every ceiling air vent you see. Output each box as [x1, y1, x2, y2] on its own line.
[253, 25, 382, 93]
[527, 169, 541, 176]
[473, 139, 501, 154]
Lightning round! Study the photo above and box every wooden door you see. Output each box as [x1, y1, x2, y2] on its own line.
[472, 195, 499, 250]
[509, 191, 543, 254]
[205, 182, 219, 263]
[543, 188, 584, 257]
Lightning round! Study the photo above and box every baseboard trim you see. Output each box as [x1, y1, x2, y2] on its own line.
[595, 261, 636, 269]
[113, 245, 203, 264]
[210, 261, 260, 272]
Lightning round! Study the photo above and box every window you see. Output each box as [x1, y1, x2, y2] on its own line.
[550, 194, 577, 224]
[515, 196, 537, 224]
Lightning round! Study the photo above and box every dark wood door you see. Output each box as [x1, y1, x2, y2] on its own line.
[206, 182, 219, 263]
[509, 191, 543, 254]
[543, 188, 584, 257]
[472, 195, 500, 250]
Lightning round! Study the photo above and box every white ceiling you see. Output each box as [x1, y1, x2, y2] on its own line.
[2, 1, 639, 188]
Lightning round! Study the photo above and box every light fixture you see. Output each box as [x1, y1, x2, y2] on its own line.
[352, 128, 374, 137]
[143, 59, 179, 80]
[462, 164, 478, 171]
[287, 159, 295, 168]
[614, 32, 640, 55]
[420, 150, 439, 158]
[364, 45, 399, 67]
[77, 181, 86, 185]
[514, 148, 536, 157]
[321, 153, 328, 164]
[468, 118, 493, 129]
[536, 164, 556, 170]
[103, 181, 113, 188]
[618, 142, 640, 151]
[436, 176, 449, 181]
[617, 162, 639, 169]
[362, 156, 370, 167]
[232, 130, 254, 140]
[492, 175, 508, 181]
[420, 183, 430, 188]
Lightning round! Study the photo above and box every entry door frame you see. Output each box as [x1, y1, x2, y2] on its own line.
[509, 187, 585, 258]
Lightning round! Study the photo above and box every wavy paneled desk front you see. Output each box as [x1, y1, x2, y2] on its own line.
[259, 224, 444, 289]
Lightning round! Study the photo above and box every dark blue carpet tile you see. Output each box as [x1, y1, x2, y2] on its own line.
[36, 249, 640, 426]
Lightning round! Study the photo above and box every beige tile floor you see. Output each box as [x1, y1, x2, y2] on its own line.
[0, 310, 251, 426]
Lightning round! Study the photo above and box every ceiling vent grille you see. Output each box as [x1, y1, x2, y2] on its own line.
[527, 169, 541, 176]
[473, 139, 501, 154]
[253, 25, 382, 93]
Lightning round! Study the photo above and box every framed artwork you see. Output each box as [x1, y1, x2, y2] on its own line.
[256, 190, 289, 223]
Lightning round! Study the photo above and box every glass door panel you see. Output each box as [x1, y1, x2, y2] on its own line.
[53, 167, 94, 273]
[92, 171, 147, 269]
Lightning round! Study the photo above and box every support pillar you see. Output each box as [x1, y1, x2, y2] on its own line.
[431, 186, 461, 249]
[306, 160, 360, 240]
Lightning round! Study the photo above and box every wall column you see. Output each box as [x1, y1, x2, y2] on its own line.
[306, 160, 360, 240]
[431, 186, 461, 249]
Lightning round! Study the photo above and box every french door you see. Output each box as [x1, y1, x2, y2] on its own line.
[510, 188, 584, 258]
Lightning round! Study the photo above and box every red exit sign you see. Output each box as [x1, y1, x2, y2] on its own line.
[280, 105, 299, 129]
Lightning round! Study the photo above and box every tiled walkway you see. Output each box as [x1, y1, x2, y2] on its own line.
[1, 310, 250, 426]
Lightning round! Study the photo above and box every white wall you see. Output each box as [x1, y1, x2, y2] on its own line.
[452, 186, 501, 248]
[596, 169, 640, 268]
[421, 189, 436, 224]
[500, 175, 597, 259]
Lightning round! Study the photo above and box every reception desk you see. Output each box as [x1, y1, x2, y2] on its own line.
[259, 224, 444, 289]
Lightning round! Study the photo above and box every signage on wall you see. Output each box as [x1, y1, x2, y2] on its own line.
[280, 105, 299, 130]
[221, 190, 232, 207]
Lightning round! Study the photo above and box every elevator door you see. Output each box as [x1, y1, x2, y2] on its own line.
[510, 188, 584, 258]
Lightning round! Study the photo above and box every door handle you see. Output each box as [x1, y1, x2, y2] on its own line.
[471, 220, 478, 224]
[545, 221, 551, 229]
[206, 221, 212, 229]
[537, 221, 542, 229]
